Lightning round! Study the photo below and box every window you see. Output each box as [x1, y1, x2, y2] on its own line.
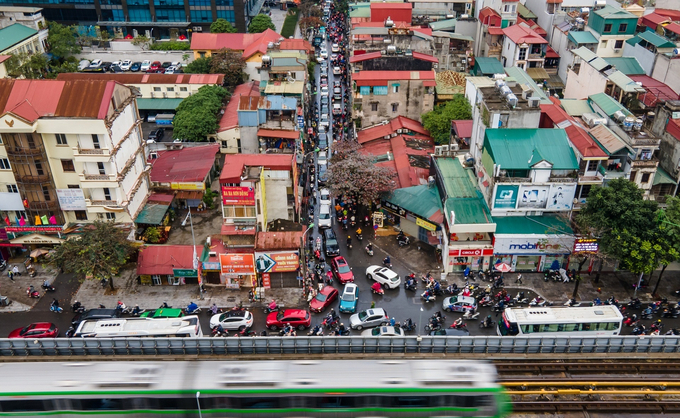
[392, 84, 399, 93]
[180, 87, 188, 91]
[614, 39, 623, 49]
[42, 185, 50, 201]
[371, 103, 378, 111]
[98, 213, 116, 220]
[392, 103, 398, 112]
[91, 134, 100, 149]
[547, 2, 556, 13]
[97, 162, 106, 175]
[0, 158, 10, 170]
[587, 160, 599, 171]
[0, 134, 3, 144]
[518, 48, 527, 60]
[166, 87, 174, 92]
[61, 159, 75, 172]
[503, 3, 515, 13]
[6, 184, 17, 193]
[641, 173, 651, 183]
[373, 86, 387, 95]
[618, 23, 627, 32]
[35, 162, 44, 176]
[56, 134, 67, 145]
[153, 87, 161, 92]
[103, 188, 111, 200]
[74, 210, 88, 220]
[604, 23, 612, 33]
[601, 40, 608, 48]
[359, 86, 371, 96]
[67, 184, 80, 189]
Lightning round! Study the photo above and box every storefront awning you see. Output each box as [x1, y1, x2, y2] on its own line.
[257, 129, 299, 139]
[10, 233, 64, 245]
[176, 190, 204, 200]
[135, 202, 171, 225]
[136, 98, 183, 110]
[653, 167, 677, 186]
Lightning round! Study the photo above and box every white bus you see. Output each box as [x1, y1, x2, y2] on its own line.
[498, 305, 623, 337]
[74, 315, 203, 338]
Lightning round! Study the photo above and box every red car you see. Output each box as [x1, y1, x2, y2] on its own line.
[331, 256, 354, 283]
[266, 309, 311, 331]
[149, 61, 162, 70]
[309, 285, 339, 313]
[8, 322, 58, 339]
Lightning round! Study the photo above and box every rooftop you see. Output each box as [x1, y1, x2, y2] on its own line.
[541, 98, 606, 158]
[473, 57, 505, 75]
[385, 185, 443, 224]
[604, 57, 645, 75]
[588, 92, 631, 117]
[435, 157, 493, 226]
[56, 73, 224, 85]
[190, 29, 304, 59]
[568, 30, 599, 45]
[362, 134, 434, 189]
[218, 81, 260, 132]
[452, 120, 473, 138]
[357, 116, 430, 144]
[502, 23, 548, 45]
[220, 153, 293, 183]
[588, 124, 630, 155]
[591, 5, 637, 19]
[137, 245, 202, 276]
[494, 215, 573, 235]
[429, 18, 457, 31]
[352, 70, 436, 86]
[560, 99, 594, 116]
[255, 231, 304, 250]
[484, 129, 579, 170]
[629, 75, 679, 108]
[504, 66, 552, 105]
[0, 24, 38, 53]
[435, 71, 467, 96]
[636, 30, 676, 49]
[149, 143, 219, 184]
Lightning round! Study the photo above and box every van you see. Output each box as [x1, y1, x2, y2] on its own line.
[319, 204, 332, 229]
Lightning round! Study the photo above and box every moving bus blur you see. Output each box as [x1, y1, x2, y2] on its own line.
[74, 315, 202, 338]
[498, 305, 623, 337]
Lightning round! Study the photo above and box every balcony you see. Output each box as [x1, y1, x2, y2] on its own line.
[577, 172, 604, 184]
[72, 146, 111, 162]
[548, 176, 578, 183]
[632, 158, 659, 168]
[26, 200, 59, 210]
[487, 45, 502, 58]
[86, 199, 122, 208]
[261, 119, 296, 131]
[78, 172, 119, 188]
[496, 176, 531, 183]
[629, 136, 661, 147]
[527, 53, 543, 60]
[5, 146, 45, 157]
[15, 173, 51, 184]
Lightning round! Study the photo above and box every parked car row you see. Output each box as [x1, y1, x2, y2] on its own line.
[78, 59, 183, 74]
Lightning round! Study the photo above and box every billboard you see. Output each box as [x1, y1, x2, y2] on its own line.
[221, 186, 255, 205]
[545, 184, 577, 210]
[255, 251, 300, 273]
[219, 253, 255, 274]
[56, 188, 87, 210]
[574, 238, 598, 253]
[493, 185, 519, 209]
[517, 185, 550, 209]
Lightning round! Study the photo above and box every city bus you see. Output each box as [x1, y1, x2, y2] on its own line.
[498, 305, 623, 337]
[74, 315, 202, 338]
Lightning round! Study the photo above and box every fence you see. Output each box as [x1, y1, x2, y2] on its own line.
[1, 336, 679, 357]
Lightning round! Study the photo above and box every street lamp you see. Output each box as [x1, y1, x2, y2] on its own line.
[418, 307, 424, 337]
[196, 392, 202, 418]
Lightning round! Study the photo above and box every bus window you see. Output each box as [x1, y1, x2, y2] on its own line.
[532, 324, 540, 333]
[581, 323, 591, 331]
[557, 324, 564, 332]
[240, 398, 279, 409]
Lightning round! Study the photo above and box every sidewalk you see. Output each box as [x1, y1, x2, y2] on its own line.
[0, 258, 59, 312]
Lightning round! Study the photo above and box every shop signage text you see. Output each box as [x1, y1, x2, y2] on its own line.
[574, 238, 598, 253]
[202, 262, 221, 270]
[6, 226, 63, 233]
[221, 186, 255, 206]
[173, 268, 197, 277]
[382, 201, 406, 216]
[255, 251, 299, 273]
[262, 273, 271, 289]
[494, 236, 574, 254]
[449, 248, 494, 257]
[220, 253, 255, 274]
[171, 182, 205, 191]
[416, 217, 437, 231]
[509, 242, 561, 250]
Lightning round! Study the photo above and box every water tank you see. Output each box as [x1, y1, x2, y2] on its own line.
[387, 45, 397, 54]
[633, 118, 643, 131]
[385, 16, 394, 27]
[623, 116, 635, 131]
[613, 110, 626, 123]
[506, 93, 518, 107]
[500, 85, 512, 97]
[267, 42, 274, 50]
[495, 80, 507, 90]
[647, 111, 656, 120]
[262, 55, 271, 66]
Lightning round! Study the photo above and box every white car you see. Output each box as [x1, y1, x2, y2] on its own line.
[333, 66, 341, 75]
[331, 43, 340, 53]
[361, 325, 405, 337]
[317, 151, 327, 166]
[319, 113, 330, 127]
[365, 266, 401, 289]
[140, 60, 152, 71]
[320, 49, 328, 59]
[317, 56, 326, 64]
[318, 204, 332, 229]
[209, 310, 254, 331]
[120, 60, 132, 71]
[78, 59, 90, 71]
[320, 86, 329, 96]
[89, 59, 102, 68]
[165, 66, 177, 74]
[319, 188, 331, 205]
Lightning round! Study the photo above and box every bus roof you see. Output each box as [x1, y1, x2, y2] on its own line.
[76, 316, 199, 336]
[505, 306, 623, 323]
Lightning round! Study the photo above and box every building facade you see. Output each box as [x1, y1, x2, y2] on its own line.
[584, 5, 637, 58]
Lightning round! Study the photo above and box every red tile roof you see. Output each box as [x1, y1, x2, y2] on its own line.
[546, 0, 563, 4]
[666, 118, 680, 142]
[57, 73, 224, 85]
[191, 29, 299, 59]
[255, 231, 304, 250]
[242, 29, 283, 59]
[517, 17, 547, 37]
[0, 55, 10, 63]
[137, 245, 202, 276]
[629, 75, 679, 108]
[370, 2, 412, 24]
[279, 38, 313, 52]
[220, 154, 293, 182]
[665, 22, 680, 35]
[545, 46, 560, 58]
[640, 12, 671, 29]
[488, 27, 504, 35]
[360, 135, 434, 188]
[257, 129, 299, 139]
[221, 224, 257, 236]
[357, 116, 430, 144]
[218, 81, 259, 132]
[147, 193, 174, 203]
[352, 70, 436, 86]
[411, 51, 439, 63]
[655, 8, 680, 21]
[350, 51, 382, 63]
[149, 143, 219, 184]
[479, 7, 501, 25]
[502, 23, 548, 44]
[542, 97, 607, 158]
[451, 120, 473, 138]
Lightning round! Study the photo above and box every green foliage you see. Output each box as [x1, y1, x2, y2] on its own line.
[307, 59, 316, 81]
[183, 56, 211, 74]
[143, 227, 161, 244]
[248, 14, 276, 33]
[46, 22, 81, 58]
[421, 94, 472, 144]
[48, 221, 134, 290]
[149, 41, 191, 51]
[131, 35, 151, 49]
[281, 10, 299, 38]
[210, 18, 238, 33]
[202, 189, 219, 209]
[173, 85, 228, 142]
[209, 48, 246, 87]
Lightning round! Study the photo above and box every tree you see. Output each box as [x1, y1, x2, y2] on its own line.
[131, 35, 151, 50]
[46, 22, 81, 58]
[210, 18, 238, 33]
[299, 16, 324, 33]
[183, 56, 211, 74]
[172, 85, 227, 142]
[248, 14, 276, 33]
[327, 145, 397, 206]
[209, 48, 246, 87]
[48, 221, 134, 290]
[652, 196, 680, 295]
[421, 94, 472, 144]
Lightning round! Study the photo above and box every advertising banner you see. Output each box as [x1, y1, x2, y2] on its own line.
[56, 188, 87, 211]
[262, 273, 271, 289]
[255, 251, 299, 273]
[574, 238, 599, 253]
[171, 182, 205, 191]
[416, 217, 437, 231]
[494, 236, 575, 254]
[493, 185, 519, 209]
[545, 184, 577, 210]
[517, 185, 550, 209]
[221, 186, 255, 205]
[449, 248, 494, 257]
[219, 253, 255, 274]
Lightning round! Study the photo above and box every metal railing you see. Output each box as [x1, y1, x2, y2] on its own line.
[1, 336, 679, 357]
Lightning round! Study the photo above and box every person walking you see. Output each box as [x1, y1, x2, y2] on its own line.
[515, 274, 523, 285]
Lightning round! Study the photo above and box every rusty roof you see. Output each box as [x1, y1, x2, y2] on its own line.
[56, 73, 224, 85]
[255, 231, 304, 250]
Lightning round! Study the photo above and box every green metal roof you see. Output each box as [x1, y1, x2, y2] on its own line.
[604, 57, 645, 75]
[494, 215, 573, 235]
[135, 202, 171, 225]
[588, 92, 630, 117]
[136, 98, 184, 110]
[653, 167, 677, 186]
[484, 129, 579, 170]
[385, 185, 443, 222]
[608, 71, 645, 93]
[592, 5, 636, 19]
[504, 67, 551, 105]
[517, 3, 537, 19]
[626, 35, 641, 46]
[349, 4, 371, 18]
[0, 23, 38, 53]
[436, 158, 493, 225]
[473, 57, 505, 75]
[560, 99, 594, 116]
[568, 31, 599, 45]
[637, 30, 677, 48]
[429, 18, 457, 31]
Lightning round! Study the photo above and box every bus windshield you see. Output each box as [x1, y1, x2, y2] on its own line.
[498, 313, 519, 336]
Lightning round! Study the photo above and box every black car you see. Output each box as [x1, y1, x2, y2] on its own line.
[110, 64, 123, 73]
[323, 228, 340, 257]
[161, 61, 173, 69]
[148, 128, 165, 141]
[100, 62, 113, 72]
[318, 165, 328, 185]
[130, 62, 142, 72]
[429, 328, 471, 336]
[71, 308, 121, 326]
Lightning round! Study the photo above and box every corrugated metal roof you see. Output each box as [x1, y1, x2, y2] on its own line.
[218, 81, 260, 132]
[263, 81, 304, 95]
[526, 67, 550, 81]
[589, 57, 611, 71]
[568, 31, 598, 45]
[436, 158, 493, 225]
[484, 129, 579, 170]
[271, 57, 305, 68]
[560, 99, 594, 116]
[571, 46, 598, 62]
[136, 98, 183, 110]
[220, 154, 293, 182]
[134, 202, 171, 225]
[431, 32, 474, 42]
[588, 124, 630, 155]
[385, 185, 442, 223]
[494, 215, 572, 235]
[56, 80, 113, 120]
[352, 70, 436, 86]
[504, 67, 552, 104]
[653, 167, 676, 186]
[502, 23, 548, 44]
[0, 24, 38, 53]
[638, 30, 676, 48]
[149, 143, 219, 183]
[588, 92, 631, 117]
[592, 5, 636, 19]
[357, 116, 430, 144]
[429, 18, 457, 31]
[137, 245, 200, 275]
[349, 51, 382, 63]
[255, 231, 303, 250]
[473, 57, 504, 75]
[608, 71, 646, 93]
[264, 95, 297, 110]
[57, 73, 224, 85]
[604, 57, 645, 75]
[517, 3, 537, 19]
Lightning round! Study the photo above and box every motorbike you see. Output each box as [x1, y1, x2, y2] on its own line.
[356, 232, 363, 241]
[50, 304, 63, 313]
[365, 245, 374, 256]
[446, 284, 459, 295]
[308, 325, 324, 336]
[41, 282, 56, 292]
[346, 240, 352, 249]
[331, 326, 350, 336]
[641, 307, 654, 320]
[421, 290, 436, 302]
[480, 316, 494, 328]
[632, 324, 646, 335]
[404, 280, 417, 292]
[211, 325, 227, 337]
[627, 298, 642, 310]
[382, 257, 392, 268]
[26, 287, 40, 299]
[449, 318, 467, 330]
[263, 302, 283, 314]
[65, 326, 76, 338]
[564, 298, 581, 307]
[513, 292, 528, 305]
[424, 320, 442, 332]
[396, 232, 410, 247]
[71, 302, 85, 313]
[529, 297, 546, 307]
[0, 259, 7, 272]
[402, 319, 416, 332]
[322, 315, 339, 329]
[371, 283, 385, 295]
[623, 314, 639, 327]
[463, 310, 479, 320]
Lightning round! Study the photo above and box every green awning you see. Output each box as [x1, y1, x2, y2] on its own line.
[653, 167, 677, 186]
[494, 215, 573, 235]
[135, 202, 171, 225]
[136, 98, 184, 110]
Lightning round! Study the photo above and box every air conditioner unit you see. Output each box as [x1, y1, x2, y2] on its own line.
[441, 145, 449, 154]
[150, 92, 155, 98]
[528, 97, 540, 108]
[384, 135, 391, 139]
[435, 146, 443, 156]
[391, 133, 398, 137]
[613, 48, 621, 52]
[149, 152, 158, 159]
[433, 63, 438, 69]
[461, 14, 469, 19]
[397, 128, 403, 133]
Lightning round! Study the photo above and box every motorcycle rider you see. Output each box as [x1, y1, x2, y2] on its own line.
[481, 315, 493, 328]
[383, 255, 391, 266]
[186, 301, 198, 314]
[366, 243, 373, 254]
[50, 298, 60, 311]
[346, 235, 352, 247]
[210, 303, 221, 315]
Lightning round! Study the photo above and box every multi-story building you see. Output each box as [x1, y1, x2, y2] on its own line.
[474, 7, 503, 59]
[650, 100, 680, 201]
[0, 23, 45, 56]
[584, 5, 637, 58]
[501, 22, 549, 69]
[0, 79, 149, 228]
[622, 31, 677, 76]
[216, 81, 260, 154]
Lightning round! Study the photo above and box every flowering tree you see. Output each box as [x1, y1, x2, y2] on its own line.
[326, 144, 397, 206]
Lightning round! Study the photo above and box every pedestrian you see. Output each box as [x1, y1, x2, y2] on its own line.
[7, 270, 13, 282]
[515, 274, 523, 285]
[12, 265, 20, 276]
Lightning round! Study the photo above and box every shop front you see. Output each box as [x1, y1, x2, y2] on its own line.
[493, 235, 574, 272]
[447, 247, 494, 272]
[219, 253, 256, 289]
[380, 198, 442, 247]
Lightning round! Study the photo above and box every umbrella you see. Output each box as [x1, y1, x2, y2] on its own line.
[125, 34, 133, 39]
[495, 262, 512, 273]
[30, 248, 49, 258]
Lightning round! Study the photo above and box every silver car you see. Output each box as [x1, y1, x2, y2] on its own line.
[349, 308, 389, 330]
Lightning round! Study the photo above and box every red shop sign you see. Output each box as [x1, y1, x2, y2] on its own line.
[449, 248, 494, 257]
